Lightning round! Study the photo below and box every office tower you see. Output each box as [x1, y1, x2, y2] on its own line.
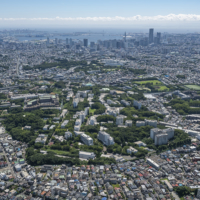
[83, 39, 88, 47]
[157, 32, 161, 44]
[112, 40, 117, 48]
[66, 38, 69, 44]
[69, 38, 73, 46]
[116, 41, 121, 49]
[46, 37, 49, 45]
[149, 28, 154, 44]
[124, 32, 126, 42]
[90, 42, 95, 48]
[154, 37, 158, 44]
[76, 44, 80, 49]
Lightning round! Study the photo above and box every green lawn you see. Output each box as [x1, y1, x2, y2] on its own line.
[134, 80, 162, 85]
[46, 149, 79, 158]
[160, 178, 168, 181]
[185, 85, 200, 90]
[157, 85, 169, 91]
[52, 88, 62, 95]
[134, 80, 169, 91]
[89, 108, 96, 115]
[112, 184, 120, 188]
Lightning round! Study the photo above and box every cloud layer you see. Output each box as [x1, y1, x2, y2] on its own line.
[1, 14, 200, 21]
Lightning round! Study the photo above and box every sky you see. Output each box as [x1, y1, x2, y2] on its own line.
[1, 0, 200, 30]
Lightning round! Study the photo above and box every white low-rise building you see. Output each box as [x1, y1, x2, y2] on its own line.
[73, 99, 79, 108]
[133, 100, 142, 109]
[127, 147, 138, 154]
[116, 115, 124, 125]
[15, 164, 21, 172]
[79, 151, 96, 159]
[65, 131, 72, 139]
[136, 121, 145, 127]
[81, 133, 93, 146]
[89, 116, 96, 125]
[61, 120, 69, 129]
[98, 131, 115, 146]
[147, 158, 160, 169]
[43, 125, 49, 131]
[125, 120, 132, 127]
[134, 141, 146, 147]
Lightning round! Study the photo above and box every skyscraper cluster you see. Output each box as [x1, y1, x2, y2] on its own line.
[149, 28, 161, 45]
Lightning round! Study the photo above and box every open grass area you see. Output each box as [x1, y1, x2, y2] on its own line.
[134, 80, 162, 85]
[112, 184, 120, 188]
[157, 85, 169, 91]
[134, 80, 169, 92]
[46, 149, 79, 158]
[184, 85, 200, 90]
[89, 108, 96, 115]
[52, 88, 62, 95]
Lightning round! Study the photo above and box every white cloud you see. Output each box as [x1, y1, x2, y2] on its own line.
[2, 14, 200, 22]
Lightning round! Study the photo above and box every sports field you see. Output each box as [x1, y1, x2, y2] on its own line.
[184, 85, 200, 90]
[134, 80, 162, 85]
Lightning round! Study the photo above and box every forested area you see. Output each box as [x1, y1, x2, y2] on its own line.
[54, 81, 66, 89]
[91, 102, 106, 114]
[23, 65, 32, 70]
[97, 115, 116, 122]
[167, 98, 200, 115]
[120, 107, 164, 121]
[128, 68, 147, 74]
[4, 113, 44, 131]
[26, 148, 116, 166]
[0, 93, 6, 99]
[65, 98, 90, 112]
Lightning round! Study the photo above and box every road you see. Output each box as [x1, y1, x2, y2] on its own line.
[1, 146, 16, 178]
[172, 192, 180, 200]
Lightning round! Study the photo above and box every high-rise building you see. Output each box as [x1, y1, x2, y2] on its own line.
[46, 37, 49, 45]
[124, 32, 126, 42]
[157, 32, 161, 44]
[90, 42, 95, 48]
[149, 28, 154, 44]
[66, 38, 69, 44]
[69, 38, 73, 46]
[83, 39, 88, 47]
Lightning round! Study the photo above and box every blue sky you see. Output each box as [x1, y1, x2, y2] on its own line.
[1, 0, 200, 29]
